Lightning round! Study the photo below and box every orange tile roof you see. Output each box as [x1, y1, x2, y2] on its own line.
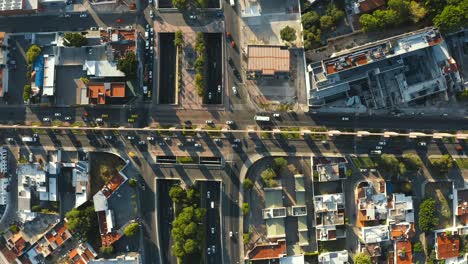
[436, 232, 460, 260]
[248, 240, 286, 260]
[69, 248, 79, 259]
[102, 174, 125, 198]
[247, 45, 290, 75]
[358, 0, 386, 13]
[390, 224, 415, 240]
[87, 82, 125, 104]
[396, 240, 412, 264]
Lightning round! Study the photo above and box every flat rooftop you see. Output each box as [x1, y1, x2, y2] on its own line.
[247, 45, 290, 75]
[265, 188, 283, 208]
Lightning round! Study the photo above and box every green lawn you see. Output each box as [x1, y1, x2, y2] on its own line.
[455, 158, 468, 170]
[352, 157, 378, 169]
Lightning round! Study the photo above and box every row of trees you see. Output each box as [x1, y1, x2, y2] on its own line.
[378, 153, 423, 176]
[63, 32, 88, 47]
[117, 52, 138, 80]
[169, 185, 206, 261]
[172, 0, 208, 9]
[24, 45, 42, 102]
[194, 32, 206, 97]
[429, 154, 454, 174]
[359, 0, 427, 32]
[418, 198, 439, 232]
[301, 4, 345, 50]
[65, 204, 98, 242]
[432, 0, 468, 32]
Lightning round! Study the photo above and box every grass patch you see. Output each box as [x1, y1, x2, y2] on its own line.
[205, 125, 221, 137]
[352, 156, 378, 169]
[279, 127, 300, 139]
[425, 182, 453, 228]
[52, 120, 63, 127]
[90, 153, 126, 196]
[309, 127, 328, 140]
[455, 158, 468, 170]
[31, 121, 42, 127]
[176, 156, 196, 164]
[260, 132, 271, 139]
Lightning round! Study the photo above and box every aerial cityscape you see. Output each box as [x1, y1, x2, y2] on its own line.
[0, 0, 466, 263]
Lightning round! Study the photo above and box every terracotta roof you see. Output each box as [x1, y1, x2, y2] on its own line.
[390, 224, 415, 240]
[358, 0, 386, 13]
[247, 45, 290, 75]
[248, 240, 286, 260]
[436, 232, 460, 260]
[102, 174, 126, 198]
[87, 82, 125, 104]
[396, 240, 412, 264]
[457, 189, 468, 225]
[69, 248, 79, 259]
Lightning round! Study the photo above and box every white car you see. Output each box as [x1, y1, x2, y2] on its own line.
[43, 117, 50, 122]
[150, 28, 154, 35]
[150, 46, 154, 54]
[211, 245, 215, 253]
[163, 137, 171, 141]
[232, 86, 238, 95]
[64, 116, 71, 121]
[375, 146, 383, 150]
[217, 85, 221, 93]
[150, 10, 154, 18]
[207, 191, 210, 198]
[54, 113, 61, 117]
[232, 144, 238, 148]
[211, 227, 215, 234]
[149, 0, 153, 3]
[177, 142, 184, 147]
[418, 142, 427, 146]
[226, 120, 234, 125]
[189, 14, 197, 20]
[273, 113, 280, 118]
[79, 13, 87, 18]
[205, 120, 213, 124]
[360, 169, 368, 173]
[214, 138, 221, 143]
[95, 118, 103, 122]
[341, 117, 349, 121]
[378, 141, 386, 146]
[158, 142, 165, 146]
[208, 92, 212, 100]
[127, 136, 135, 140]
[6, 138, 14, 142]
[194, 143, 202, 147]
[187, 138, 195, 142]
[64, 13, 71, 18]
[104, 135, 113, 140]
[233, 139, 241, 143]
[207, 247, 211, 255]
[147, 136, 155, 141]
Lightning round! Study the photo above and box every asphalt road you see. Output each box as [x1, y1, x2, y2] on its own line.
[204, 33, 223, 105]
[202, 181, 222, 264]
[158, 33, 176, 104]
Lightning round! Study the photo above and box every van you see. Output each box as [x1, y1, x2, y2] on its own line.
[210, 201, 214, 208]
[230, 0, 235, 6]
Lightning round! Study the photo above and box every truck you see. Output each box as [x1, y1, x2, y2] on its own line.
[22, 137, 37, 143]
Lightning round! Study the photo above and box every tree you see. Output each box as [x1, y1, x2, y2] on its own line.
[320, 15, 335, 29]
[169, 185, 186, 204]
[388, 0, 410, 21]
[354, 253, 372, 264]
[399, 162, 407, 175]
[128, 178, 137, 187]
[174, 30, 184, 48]
[430, 154, 454, 173]
[99, 246, 114, 255]
[242, 202, 250, 216]
[172, 0, 188, 10]
[280, 26, 297, 43]
[23, 85, 32, 102]
[301, 11, 320, 29]
[413, 241, 423, 252]
[194, 208, 206, 222]
[171, 241, 185, 258]
[243, 178, 254, 190]
[326, 4, 345, 23]
[63, 32, 88, 47]
[261, 168, 278, 187]
[359, 14, 382, 32]
[379, 154, 400, 174]
[124, 222, 139, 236]
[26, 45, 41, 65]
[303, 27, 322, 50]
[184, 239, 198, 254]
[117, 51, 137, 79]
[65, 205, 96, 241]
[183, 222, 198, 237]
[419, 198, 439, 232]
[346, 169, 353, 177]
[186, 187, 199, 204]
[195, 73, 204, 96]
[374, 9, 400, 26]
[409, 1, 428, 22]
[194, 56, 205, 73]
[403, 153, 423, 171]
[434, 4, 467, 32]
[273, 157, 288, 170]
[195, 32, 205, 55]
[195, 0, 208, 8]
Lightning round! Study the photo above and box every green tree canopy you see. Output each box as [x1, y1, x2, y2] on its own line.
[174, 30, 184, 48]
[303, 27, 322, 50]
[354, 253, 372, 264]
[326, 4, 345, 23]
[243, 178, 254, 190]
[169, 185, 186, 204]
[409, 1, 428, 22]
[301, 11, 320, 29]
[379, 154, 400, 174]
[183, 239, 198, 254]
[124, 222, 139, 236]
[99, 246, 114, 256]
[359, 14, 382, 32]
[388, 0, 410, 20]
[183, 222, 198, 237]
[434, 3, 468, 32]
[171, 241, 185, 258]
[242, 202, 250, 216]
[23, 85, 32, 102]
[65, 205, 96, 241]
[430, 154, 454, 173]
[273, 157, 288, 170]
[172, 0, 188, 9]
[280, 26, 297, 43]
[195, 0, 207, 7]
[63, 32, 88, 47]
[403, 153, 423, 171]
[320, 15, 335, 29]
[193, 208, 206, 222]
[418, 198, 439, 232]
[117, 51, 137, 79]
[186, 187, 199, 204]
[261, 168, 278, 187]
[26, 45, 42, 65]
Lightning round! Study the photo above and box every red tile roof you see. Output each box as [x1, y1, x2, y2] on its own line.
[390, 224, 415, 240]
[87, 82, 125, 104]
[358, 0, 386, 13]
[102, 174, 126, 198]
[396, 240, 412, 264]
[248, 240, 286, 260]
[436, 232, 460, 260]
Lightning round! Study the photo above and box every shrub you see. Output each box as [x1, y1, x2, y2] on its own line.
[243, 178, 254, 190]
[242, 202, 250, 216]
[23, 84, 32, 102]
[174, 30, 184, 48]
[99, 246, 114, 255]
[26, 45, 41, 65]
[124, 222, 139, 236]
[9, 224, 19, 233]
[273, 157, 288, 170]
[63, 32, 88, 47]
[280, 26, 297, 42]
[117, 52, 137, 79]
[354, 253, 371, 264]
[413, 241, 423, 252]
[261, 168, 278, 187]
[128, 178, 137, 187]
[418, 198, 439, 232]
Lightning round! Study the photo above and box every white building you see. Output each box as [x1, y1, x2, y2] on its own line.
[42, 55, 56, 96]
[362, 225, 390, 243]
[318, 251, 349, 264]
[73, 161, 90, 208]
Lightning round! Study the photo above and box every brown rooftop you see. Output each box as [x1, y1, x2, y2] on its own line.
[247, 45, 290, 75]
[396, 240, 412, 264]
[248, 240, 286, 260]
[358, 0, 386, 13]
[436, 232, 460, 260]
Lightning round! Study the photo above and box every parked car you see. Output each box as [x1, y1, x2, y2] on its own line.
[341, 117, 349, 121]
[273, 113, 280, 118]
[378, 141, 386, 146]
[42, 117, 50, 122]
[205, 120, 213, 124]
[226, 120, 234, 125]
[127, 135, 135, 140]
[64, 116, 71, 121]
[194, 143, 202, 147]
[54, 113, 61, 117]
[232, 86, 238, 95]
[233, 139, 241, 143]
[150, 10, 154, 18]
[217, 85, 221, 93]
[79, 13, 87, 18]
[147, 136, 155, 141]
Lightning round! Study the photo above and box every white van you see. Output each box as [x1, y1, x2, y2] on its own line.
[210, 201, 214, 209]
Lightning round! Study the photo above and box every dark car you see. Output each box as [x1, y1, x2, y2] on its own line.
[233, 69, 242, 81]
[228, 57, 235, 68]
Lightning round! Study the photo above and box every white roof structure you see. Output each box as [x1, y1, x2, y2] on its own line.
[42, 55, 56, 96]
[73, 161, 90, 208]
[318, 251, 349, 264]
[48, 177, 57, 201]
[0, 178, 9, 205]
[388, 193, 414, 224]
[314, 194, 344, 212]
[362, 225, 390, 243]
[280, 255, 305, 264]
[83, 60, 125, 77]
[93, 191, 107, 212]
[0, 147, 7, 174]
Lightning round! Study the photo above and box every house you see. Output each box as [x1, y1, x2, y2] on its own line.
[0, 32, 9, 97]
[247, 45, 290, 79]
[25, 222, 72, 263]
[89, 253, 141, 263]
[318, 250, 349, 264]
[0, 0, 38, 15]
[291, 174, 308, 246]
[394, 240, 412, 264]
[17, 163, 50, 222]
[263, 187, 287, 239]
[435, 231, 460, 260]
[247, 240, 287, 261]
[69, 242, 98, 264]
[0, 147, 9, 205]
[362, 225, 390, 243]
[356, 181, 387, 226]
[87, 82, 126, 104]
[352, 0, 386, 14]
[454, 187, 468, 225]
[314, 193, 346, 241]
[5, 232, 28, 256]
[312, 157, 347, 182]
[307, 28, 462, 108]
[73, 161, 90, 208]
[388, 193, 414, 224]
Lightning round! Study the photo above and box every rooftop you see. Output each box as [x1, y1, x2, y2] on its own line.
[247, 45, 290, 75]
[390, 223, 415, 240]
[357, 181, 388, 224]
[314, 193, 345, 212]
[388, 193, 414, 224]
[395, 240, 412, 264]
[318, 251, 349, 264]
[455, 188, 468, 225]
[436, 232, 460, 260]
[362, 225, 390, 243]
[265, 187, 283, 208]
[247, 240, 287, 260]
[69, 242, 97, 264]
[266, 218, 286, 238]
[87, 82, 126, 104]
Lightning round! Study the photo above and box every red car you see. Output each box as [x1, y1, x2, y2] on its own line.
[116, 18, 123, 23]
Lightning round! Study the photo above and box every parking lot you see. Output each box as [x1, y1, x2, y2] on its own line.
[158, 33, 176, 104]
[203, 33, 223, 105]
[200, 180, 222, 264]
[5, 35, 29, 104]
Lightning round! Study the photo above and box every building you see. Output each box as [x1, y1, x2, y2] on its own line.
[312, 157, 347, 182]
[263, 187, 286, 239]
[0, 32, 9, 97]
[318, 251, 349, 264]
[435, 230, 460, 260]
[388, 193, 414, 224]
[247, 45, 290, 79]
[42, 54, 56, 96]
[394, 240, 412, 264]
[0, 0, 38, 15]
[93, 172, 127, 246]
[25, 222, 72, 263]
[247, 240, 287, 261]
[17, 163, 44, 222]
[89, 253, 141, 264]
[4, 232, 28, 257]
[362, 225, 390, 243]
[356, 181, 387, 226]
[352, 0, 386, 14]
[307, 28, 462, 108]
[0, 147, 8, 205]
[454, 187, 468, 225]
[87, 82, 126, 104]
[314, 193, 346, 241]
[83, 60, 125, 78]
[69, 242, 98, 264]
[291, 174, 308, 246]
[73, 161, 90, 208]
